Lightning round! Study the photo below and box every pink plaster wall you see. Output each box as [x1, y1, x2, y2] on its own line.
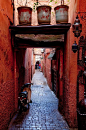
[0, 1, 15, 129]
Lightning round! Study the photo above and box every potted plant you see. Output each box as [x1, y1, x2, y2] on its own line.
[33, 1, 51, 25]
[51, 0, 69, 23]
[17, 6, 32, 25]
[17, 0, 32, 25]
[37, 5, 51, 25]
[54, 4, 69, 23]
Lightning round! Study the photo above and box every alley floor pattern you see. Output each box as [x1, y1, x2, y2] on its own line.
[8, 70, 70, 130]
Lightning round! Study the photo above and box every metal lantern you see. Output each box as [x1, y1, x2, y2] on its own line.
[84, 56, 86, 64]
[72, 15, 82, 38]
[72, 41, 78, 53]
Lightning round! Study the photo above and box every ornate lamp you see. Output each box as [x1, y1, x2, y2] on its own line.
[72, 15, 82, 53]
[72, 15, 82, 38]
[72, 41, 78, 53]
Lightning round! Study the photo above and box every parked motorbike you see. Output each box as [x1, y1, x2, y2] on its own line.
[18, 83, 33, 112]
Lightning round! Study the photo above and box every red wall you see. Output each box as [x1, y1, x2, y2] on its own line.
[0, 1, 15, 129]
[16, 49, 26, 93]
[24, 48, 33, 83]
[43, 49, 52, 89]
[16, 48, 33, 95]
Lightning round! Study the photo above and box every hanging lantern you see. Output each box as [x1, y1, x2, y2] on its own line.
[84, 56, 86, 64]
[72, 41, 78, 53]
[72, 15, 82, 38]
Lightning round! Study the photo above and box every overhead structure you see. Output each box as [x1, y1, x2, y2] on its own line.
[9, 24, 71, 48]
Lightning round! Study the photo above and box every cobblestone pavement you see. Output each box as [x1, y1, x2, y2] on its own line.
[8, 70, 70, 130]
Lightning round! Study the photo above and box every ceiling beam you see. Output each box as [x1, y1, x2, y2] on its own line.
[15, 37, 64, 48]
[9, 23, 71, 48]
[9, 23, 71, 35]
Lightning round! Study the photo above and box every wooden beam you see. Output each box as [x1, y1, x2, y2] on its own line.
[9, 23, 71, 35]
[15, 37, 64, 48]
[9, 24, 71, 48]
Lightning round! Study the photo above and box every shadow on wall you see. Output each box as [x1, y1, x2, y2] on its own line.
[18, 66, 25, 93]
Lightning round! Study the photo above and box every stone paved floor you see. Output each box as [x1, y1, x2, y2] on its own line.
[8, 70, 70, 130]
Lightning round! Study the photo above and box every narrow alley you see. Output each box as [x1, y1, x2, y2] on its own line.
[8, 70, 69, 130]
[1, 1, 86, 129]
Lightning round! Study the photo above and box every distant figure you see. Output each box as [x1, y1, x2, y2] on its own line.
[37, 64, 39, 69]
[39, 63, 41, 70]
[36, 61, 39, 69]
[35, 63, 37, 69]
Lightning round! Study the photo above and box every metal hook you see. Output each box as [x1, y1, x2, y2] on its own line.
[61, 0, 64, 5]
